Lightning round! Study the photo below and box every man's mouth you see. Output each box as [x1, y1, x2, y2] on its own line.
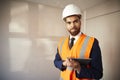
[71, 28, 77, 32]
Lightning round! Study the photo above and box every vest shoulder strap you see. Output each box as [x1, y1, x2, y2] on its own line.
[57, 37, 66, 54]
[79, 36, 94, 58]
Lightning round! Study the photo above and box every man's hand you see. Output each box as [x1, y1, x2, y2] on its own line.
[63, 58, 81, 72]
[70, 59, 81, 72]
[62, 58, 71, 67]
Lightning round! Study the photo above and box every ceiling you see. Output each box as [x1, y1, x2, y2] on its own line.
[25, 0, 109, 10]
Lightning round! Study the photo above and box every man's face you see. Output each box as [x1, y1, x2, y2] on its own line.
[65, 15, 81, 36]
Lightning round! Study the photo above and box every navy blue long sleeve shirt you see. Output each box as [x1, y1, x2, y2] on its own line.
[54, 38, 103, 79]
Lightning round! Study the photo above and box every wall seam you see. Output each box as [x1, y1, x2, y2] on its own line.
[86, 10, 120, 20]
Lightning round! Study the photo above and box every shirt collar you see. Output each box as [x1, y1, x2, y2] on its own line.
[70, 32, 82, 43]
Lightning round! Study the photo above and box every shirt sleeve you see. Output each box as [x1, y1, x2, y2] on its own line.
[76, 39, 103, 79]
[54, 49, 66, 71]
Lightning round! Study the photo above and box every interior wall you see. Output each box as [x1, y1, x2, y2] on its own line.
[85, 0, 120, 79]
[0, 0, 67, 80]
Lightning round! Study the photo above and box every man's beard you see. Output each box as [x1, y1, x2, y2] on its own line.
[68, 27, 80, 36]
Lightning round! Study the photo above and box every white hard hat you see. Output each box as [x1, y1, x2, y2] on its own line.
[62, 4, 82, 20]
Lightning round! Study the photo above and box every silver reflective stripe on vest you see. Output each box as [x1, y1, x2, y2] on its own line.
[59, 77, 63, 80]
[79, 36, 90, 58]
[59, 38, 65, 54]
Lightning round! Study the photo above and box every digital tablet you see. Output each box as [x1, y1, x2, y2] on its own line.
[72, 58, 92, 65]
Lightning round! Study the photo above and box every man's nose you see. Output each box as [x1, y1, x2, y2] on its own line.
[71, 22, 75, 28]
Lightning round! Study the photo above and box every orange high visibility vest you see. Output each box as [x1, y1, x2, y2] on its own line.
[57, 34, 95, 80]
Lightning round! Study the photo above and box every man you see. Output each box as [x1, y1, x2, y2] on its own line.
[54, 4, 103, 80]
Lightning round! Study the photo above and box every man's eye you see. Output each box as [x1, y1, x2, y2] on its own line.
[74, 20, 79, 23]
[67, 22, 71, 24]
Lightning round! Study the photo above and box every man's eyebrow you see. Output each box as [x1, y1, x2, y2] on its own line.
[66, 21, 71, 24]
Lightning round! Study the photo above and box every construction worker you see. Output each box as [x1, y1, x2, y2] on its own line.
[54, 4, 103, 80]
